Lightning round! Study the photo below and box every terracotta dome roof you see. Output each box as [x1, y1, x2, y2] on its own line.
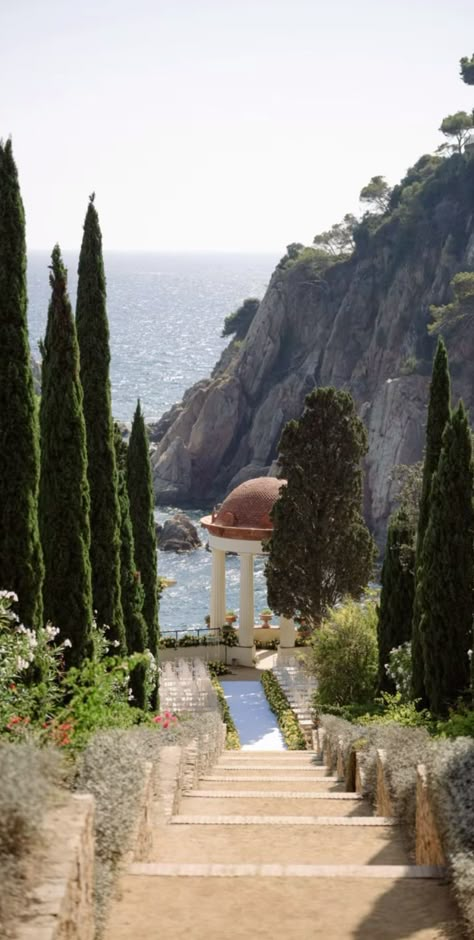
[213, 477, 286, 530]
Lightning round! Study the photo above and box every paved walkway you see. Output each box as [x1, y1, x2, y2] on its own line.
[105, 750, 461, 939]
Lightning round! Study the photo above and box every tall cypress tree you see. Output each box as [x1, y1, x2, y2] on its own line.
[114, 424, 148, 708]
[127, 401, 159, 666]
[76, 196, 125, 651]
[39, 246, 93, 666]
[419, 403, 474, 716]
[377, 507, 415, 693]
[411, 338, 451, 702]
[0, 139, 43, 627]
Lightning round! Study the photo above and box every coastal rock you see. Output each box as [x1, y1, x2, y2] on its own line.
[157, 512, 201, 552]
[150, 168, 474, 544]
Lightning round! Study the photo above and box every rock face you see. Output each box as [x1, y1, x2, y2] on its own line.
[157, 512, 201, 552]
[151, 158, 474, 543]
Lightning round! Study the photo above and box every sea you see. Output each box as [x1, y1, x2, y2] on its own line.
[27, 250, 279, 633]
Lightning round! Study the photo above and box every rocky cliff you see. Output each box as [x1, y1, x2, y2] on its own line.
[151, 154, 474, 543]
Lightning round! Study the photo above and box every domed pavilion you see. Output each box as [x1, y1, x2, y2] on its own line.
[201, 477, 296, 666]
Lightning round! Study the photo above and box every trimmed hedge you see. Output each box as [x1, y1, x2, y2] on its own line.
[211, 678, 240, 749]
[261, 671, 306, 750]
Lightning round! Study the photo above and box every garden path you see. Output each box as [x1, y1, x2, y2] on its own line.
[105, 728, 460, 938]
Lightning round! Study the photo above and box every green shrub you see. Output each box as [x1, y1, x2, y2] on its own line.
[207, 660, 230, 677]
[310, 599, 378, 707]
[261, 671, 306, 750]
[211, 678, 240, 749]
[358, 693, 433, 729]
[436, 707, 474, 739]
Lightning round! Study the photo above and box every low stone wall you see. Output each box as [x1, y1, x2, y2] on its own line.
[415, 764, 446, 866]
[17, 793, 95, 940]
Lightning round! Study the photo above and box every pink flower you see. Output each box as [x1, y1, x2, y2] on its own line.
[163, 720, 169, 728]
[152, 715, 162, 723]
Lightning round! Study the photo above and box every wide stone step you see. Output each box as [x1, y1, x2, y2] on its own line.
[222, 752, 320, 760]
[149, 821, 406, 866]
[172, 815, 395, 827]
[179, 795, 372, 817]
[198, 776, 344, 790]
[130, 862, 444, 879]
[215, 762, 326, 771]
[105, 875, 458, 939]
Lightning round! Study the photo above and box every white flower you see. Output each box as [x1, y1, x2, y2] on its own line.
[16, 656, 30, 672]
[128, 689, 135, 701]
[111, 640, 120, 648]
[63, 639, 72, 648]
[25, 629, 37, 649]
[468, 649, 473, 661]
[45, 624, 60, 640]
[0, 590, 18, 602]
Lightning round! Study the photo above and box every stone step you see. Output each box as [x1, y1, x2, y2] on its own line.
[149, 820, 406, 866]
[172, 815, 396, 827]
[197, 778, 345, 793]
[215, 762, 326, 771]
[105, 875, 459, 939]
[199, 776, 343, 789]
[179, 796, 372, 817]
[189, 790, 362, 800]
[222, 751, 320, 759]
[130, 862, 445, 879]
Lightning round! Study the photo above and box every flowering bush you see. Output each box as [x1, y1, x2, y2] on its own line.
[385, 641, 412, 701]
[152, 710, 178, 729]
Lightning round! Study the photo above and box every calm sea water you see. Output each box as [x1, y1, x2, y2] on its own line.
[27, 251, 278, 630]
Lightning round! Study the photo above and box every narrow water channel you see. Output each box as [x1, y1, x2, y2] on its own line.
[220, 680, 286, 751]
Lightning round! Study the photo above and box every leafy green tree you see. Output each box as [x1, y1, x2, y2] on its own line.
[438, 112, 474, 154]
[311, 599, 378, 707]
[377, 507, 415, 693]
[429, 272, 474, 334]
[266, 387, 375, 624]
[419, 403, 474, 716]
[313, 214, 357, 260]
[0, 139, 44, 628]
[460, 53, 474, 85]
[127, 401, 159, 691]
[359, 175, 392, 213]
[114, 424, 148, 708]
[76, 196, 125, 651]
[39, 246, 93, 666]
[222, 297, 260, 340]
[411, 338, 451, 703]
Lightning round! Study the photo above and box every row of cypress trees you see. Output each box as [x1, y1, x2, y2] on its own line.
[378, 338, 474, 717]
[0, 140, 158, 706]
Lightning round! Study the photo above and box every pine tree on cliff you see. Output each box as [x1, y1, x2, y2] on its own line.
[419, 403, 474, 716]
[411, 338, 451, 703]
[377, 507, 415, 693]
[114, 424, 148, 709]
[0, 139, 43, 627]
[39, 246, 93, 665]
[76, 196, 125, 651]
[127, 401, 159, 702]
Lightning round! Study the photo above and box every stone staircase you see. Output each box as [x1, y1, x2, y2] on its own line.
[273, 661, 316, 744]
[105, 749, 460, 939]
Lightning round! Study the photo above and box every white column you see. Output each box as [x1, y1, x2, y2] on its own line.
[279, 615, 296, 654]
[210, 548, 226, 630]
[238, 552, 255, 667]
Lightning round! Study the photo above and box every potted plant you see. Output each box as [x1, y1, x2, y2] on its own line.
[259, 607, 272, 626]
[225, 610, 237, 625]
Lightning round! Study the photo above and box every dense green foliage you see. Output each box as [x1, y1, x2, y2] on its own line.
[211, 677, 240, 748]
[127, 402, 159, 682]
[260, 671, 306, 749]
[429, 271, 474, 334]
[39, 247, 93, 666]
[439, 112, 474, 153]
[222, 297, 260, 340]
[312, 213, 357, 260]
[76, 197, 125, 650]
[419, 403, 474, 716]
[0, 140, 43, 628]
[460, 53, 474, 84]
[266, 387, 375, 623]
[114, 426, 148, 708]
[411, 339, 451, 703]
[310, 599, 378, 708]
[377, 507, 415, 693]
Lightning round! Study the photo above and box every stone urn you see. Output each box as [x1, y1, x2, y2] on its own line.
[260, 610, 272, 626]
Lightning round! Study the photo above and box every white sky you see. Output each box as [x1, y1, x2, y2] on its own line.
[1, 0, 473, 252]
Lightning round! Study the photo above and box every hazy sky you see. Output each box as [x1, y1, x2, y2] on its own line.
[1, 0, 473, 251]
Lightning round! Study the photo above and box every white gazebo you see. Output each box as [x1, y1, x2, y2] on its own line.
[201, 477, 296, 666]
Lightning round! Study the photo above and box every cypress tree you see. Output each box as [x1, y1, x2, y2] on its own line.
[39, 246, 93, 666]
[419, 403, 474, 716]
[411, 338, 451, 702]
[377, 507, 415, 693]
[76, 196, 125, 651]
[0, 139, 43, 627]
[127, 401, 159, 701]
[114, 424, 148, 709]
